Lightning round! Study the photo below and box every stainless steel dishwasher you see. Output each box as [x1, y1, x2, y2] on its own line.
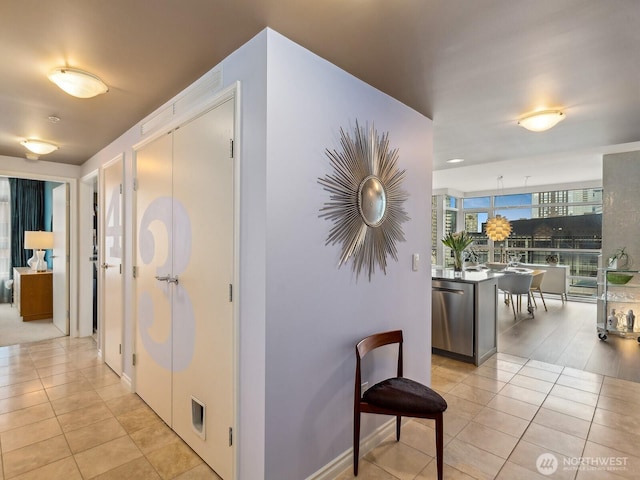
[432, 279, 474, 357]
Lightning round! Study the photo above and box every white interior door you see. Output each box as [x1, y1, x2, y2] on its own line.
[171, 99, 235, 479]
[52, 184, 68, 335]
[102, 157, 124, 375]
[135, 133, 174, 424]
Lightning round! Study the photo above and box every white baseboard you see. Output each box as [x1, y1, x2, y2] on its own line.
[121, 372, 133, 392]
[305, 418, 395, 480]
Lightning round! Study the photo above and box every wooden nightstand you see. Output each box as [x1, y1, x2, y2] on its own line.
[13, 267, 53, 321]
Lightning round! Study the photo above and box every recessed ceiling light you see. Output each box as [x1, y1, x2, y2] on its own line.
[48, 115, 61, 123]
[48, 67, 109, 98]
[20, 139, 59, 155]
[517, 110, 565, 132]
[447, 158, 465, 164]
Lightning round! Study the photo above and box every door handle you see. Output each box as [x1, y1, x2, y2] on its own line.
[101, 263, 116, 269]
[155, 275, 178, 284]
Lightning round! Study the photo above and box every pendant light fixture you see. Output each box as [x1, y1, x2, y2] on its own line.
[517, 109, 565, 132]
[48, 67, 109, 98]
[20, 139, 59, 155]
[486, 215, 512, 242]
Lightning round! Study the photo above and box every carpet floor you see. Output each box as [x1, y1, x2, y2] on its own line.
[0, 303, 65, 347]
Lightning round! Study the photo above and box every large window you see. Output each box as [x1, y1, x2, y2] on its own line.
[433, 188, 602, 298]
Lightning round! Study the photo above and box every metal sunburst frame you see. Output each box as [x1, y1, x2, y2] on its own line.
[318, 121, 409, 281]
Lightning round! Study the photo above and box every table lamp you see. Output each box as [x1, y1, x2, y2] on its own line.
[24, 231, 54, 272]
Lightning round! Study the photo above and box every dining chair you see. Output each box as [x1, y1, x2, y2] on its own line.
[498, 273, 534, 319]
[354, 330, 447, 479]
[529, 269, 547, 311]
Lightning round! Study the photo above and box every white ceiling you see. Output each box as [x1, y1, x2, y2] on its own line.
[1, 0, 639, 190]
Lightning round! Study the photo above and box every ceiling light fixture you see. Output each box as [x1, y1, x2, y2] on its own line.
[20, 139, 59, 155]
[447, 158, 465, 164]
[517, 109, 565, 132]
[485, 215, 512, 242]
[48, 67, 109, 98]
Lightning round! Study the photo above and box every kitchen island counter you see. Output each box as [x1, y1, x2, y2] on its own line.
[432, 269, 498, 366]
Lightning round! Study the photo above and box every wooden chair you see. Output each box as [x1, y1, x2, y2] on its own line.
[354, 330, 447, 478]
[529, 269, 547, 311]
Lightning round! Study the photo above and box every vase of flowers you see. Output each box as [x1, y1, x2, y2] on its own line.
[442, 231, 474, 273]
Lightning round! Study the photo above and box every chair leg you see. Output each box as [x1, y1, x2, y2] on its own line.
[396, 415, 402, 441]
[538, 289, 547, 311]
[510, 293, 516, 319]
[530, 291, 537, 309]
[435, 412, 444, 480]
[353, 410, 360, 476]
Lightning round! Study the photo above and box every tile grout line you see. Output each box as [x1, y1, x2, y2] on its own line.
[494, 361, 561, 480]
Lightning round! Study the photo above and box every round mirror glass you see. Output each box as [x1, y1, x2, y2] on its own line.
[358, 175, 387, 226]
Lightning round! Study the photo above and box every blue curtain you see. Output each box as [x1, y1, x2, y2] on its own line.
[9, 178, 45, 272]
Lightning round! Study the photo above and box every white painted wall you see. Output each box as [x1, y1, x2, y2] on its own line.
[78, 31, 270, 479]
[263, 31, 433, 479]
[77, 28, 432, 479]
[218, 32, 268, 480]
[0, 155, 80, 179]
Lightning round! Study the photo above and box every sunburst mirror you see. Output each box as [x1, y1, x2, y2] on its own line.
[318, 121, 409, 281]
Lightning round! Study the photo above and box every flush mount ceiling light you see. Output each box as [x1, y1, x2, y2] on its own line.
[48, 67, 109, 98]
[20, 139, 59, 155]
[447, 158, 465, 164]
[517, 109, 565, 132]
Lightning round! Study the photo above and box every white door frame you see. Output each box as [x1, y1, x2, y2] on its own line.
[52, 183, 69, 335]
[0, 169, 78, 337]
[78, 171, 98, 340]
[100, 154, 125, 375]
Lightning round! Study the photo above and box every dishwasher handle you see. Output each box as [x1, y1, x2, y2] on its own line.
[432, 286, 465, 295]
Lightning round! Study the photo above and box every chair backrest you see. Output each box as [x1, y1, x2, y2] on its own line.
[507, 273, 533, 295]
[530, 270, 546, 289]
[498, 272, 533, 295]
[497, 272, 516, 291]
[355, 330, 403, 400]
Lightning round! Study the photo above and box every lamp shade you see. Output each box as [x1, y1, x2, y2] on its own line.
[517, 110, 565, 132]
[24, 231, 54, 250]
[48, 67, 109, 98]
[485, 215, 512, 241]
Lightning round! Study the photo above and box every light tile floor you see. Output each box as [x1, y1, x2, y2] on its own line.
[4, 331, 640, 480]
[0, 336, 222, 480]
[337, 352, 640, 480]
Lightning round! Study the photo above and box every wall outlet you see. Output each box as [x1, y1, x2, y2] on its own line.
[361, 381, 369, 393]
